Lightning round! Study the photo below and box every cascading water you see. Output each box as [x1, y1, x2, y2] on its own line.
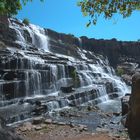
[0, 18, 130, 124]
[29, 24, 49, 51]
[9, 18, 49, 51]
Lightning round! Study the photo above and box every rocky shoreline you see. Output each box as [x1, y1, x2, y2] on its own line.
[15, 104, 129, 140]
[0, 97, 131, 140]
[0, 99, 131, 140]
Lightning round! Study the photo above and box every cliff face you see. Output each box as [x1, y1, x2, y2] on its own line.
[1, 16, 140, 68]
[0, 17, 130, 124]
[48, 31, 140, 68]
[47, 26, 140, 86]
[81, 37, 140, 67]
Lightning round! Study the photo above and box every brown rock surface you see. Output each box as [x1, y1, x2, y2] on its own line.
[126, 73, 140, 138]
[17, 123, 128, 140]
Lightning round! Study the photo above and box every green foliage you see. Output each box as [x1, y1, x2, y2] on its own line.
[71, 69, 77, 80]
[0, 0, 44, 16]
[117, 67, 124, 76]
[23, 18, 30, 25]
[78, 0, 140, 26]
[0, 0, 22, 16]
[71, 69, 80, 87]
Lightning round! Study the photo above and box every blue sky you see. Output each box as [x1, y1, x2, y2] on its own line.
[17, 0, 140, 41]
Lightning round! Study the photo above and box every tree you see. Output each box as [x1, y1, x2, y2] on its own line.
[77, 0, 140, 26]
[0, 0, 43, 16]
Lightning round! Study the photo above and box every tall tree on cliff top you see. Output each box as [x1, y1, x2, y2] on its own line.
[78, 0, 140, 26]
[0, 0, 43, 16]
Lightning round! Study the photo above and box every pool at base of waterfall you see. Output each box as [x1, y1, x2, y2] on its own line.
[37, 98, 124, 134]
[0, 88, 122, 129]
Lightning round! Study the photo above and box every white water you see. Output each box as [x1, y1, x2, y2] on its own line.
[29, 24, 49, 51]
[0, 19, 132, 125]
[0, 18, 130, 109]
[9, 19, 49, 51]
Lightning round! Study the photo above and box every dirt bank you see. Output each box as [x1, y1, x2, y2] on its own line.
[16, 122, 129, 140]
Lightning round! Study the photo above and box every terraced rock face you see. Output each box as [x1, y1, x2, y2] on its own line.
[0, 18, 128, 124]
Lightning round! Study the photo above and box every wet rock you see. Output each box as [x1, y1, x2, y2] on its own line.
[105, 82, 114, 93]
[121, 95, 130, 116]
[0, 116, 6, 129]
[109, 93, 119, 99]
[57, 122, 66, 125]
[32, 101, 48, 115]
[2, 71, 17, 80]
[121, 115, 127, 126]
[59, 110, 69, 117]
[0, 128, 24, 140]
[96, 127, 109, 133]
[118, 62, 138, 75]
[69, 122, 75, 128]
[44, 119, 53, 124]
[122, 74, 132, 86]
[113, 112, 121, 116]
[32, 117, 44, 125]
[0, 114, 24, 139]
[78, 125, 88, 132]
[19, 122, 32, 132]
[34, 126, 42, 131]
[60, 84, 73, 93]
[87, 105, 92, 111]
[40, 124, 46, 128]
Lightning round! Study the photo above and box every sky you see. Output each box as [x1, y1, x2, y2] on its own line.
[16, 0, 140, 41]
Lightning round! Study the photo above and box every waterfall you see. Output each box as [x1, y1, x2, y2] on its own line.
[78, 38, 82, 48]
[9, 19, 49, 51]
[0, 18, 130, 124]
[97, 85, 109, 102]
[29, 24, 49, 51]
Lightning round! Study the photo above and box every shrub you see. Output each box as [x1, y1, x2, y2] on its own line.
[22, 18, 30, 26]
[117, 67, 124, 76]
[71, 70, 80, 87]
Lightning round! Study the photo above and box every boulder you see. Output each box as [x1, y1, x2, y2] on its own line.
[32, 117, 44, 125]
[126, 73, 140, 138]
[60, 85, 73, 93]
[0, 129, 23, 140]
[121, 95, 130, 116]
[44, 119, 53, 124]
[0, 115, 23, 140]
[105, 82, 114, 93]
[32, 101, 48, 115]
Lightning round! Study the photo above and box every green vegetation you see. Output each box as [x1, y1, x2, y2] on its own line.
[78, 0, 140, 26]
[0, 0, 21, 16]
[0, 0, 139, 26]
[71, 69, 80, 87]
[116, 67, 124, 76]
[23, 18, 30, 25]
[0, 0, 43, 16]
[71, 69, 77, 80]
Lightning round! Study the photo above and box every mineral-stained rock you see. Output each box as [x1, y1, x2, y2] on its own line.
[126, 73, 140, 138]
